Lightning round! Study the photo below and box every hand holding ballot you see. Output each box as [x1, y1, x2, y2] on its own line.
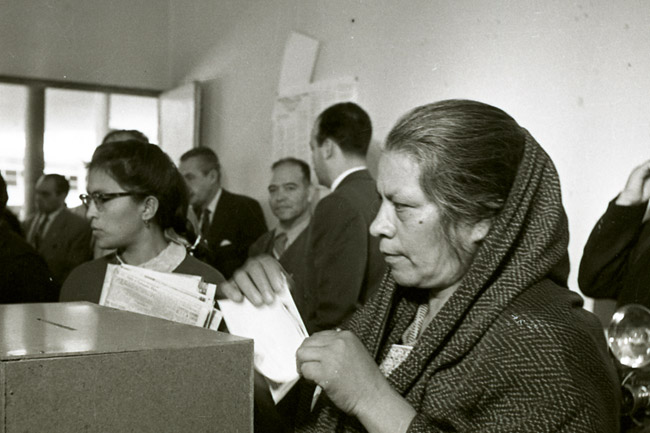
[219, 254, 288, 305]
[218, 258, 308, 402]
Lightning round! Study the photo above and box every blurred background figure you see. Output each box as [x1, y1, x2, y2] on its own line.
[0, 172, 58, 303]
[0, 171, 23, 236]
[579, 159, 650, 309]
[23, 173, 92, 292]
[101, 128, 149, 145]
[60, 140, 223, 303]
[179, 147, 267, 279]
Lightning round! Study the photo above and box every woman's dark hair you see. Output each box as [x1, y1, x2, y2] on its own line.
[385, 99, 525, 251]
[88, 140, 190, 238]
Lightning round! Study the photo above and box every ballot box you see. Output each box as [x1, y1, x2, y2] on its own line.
[0, 302, 253, 433]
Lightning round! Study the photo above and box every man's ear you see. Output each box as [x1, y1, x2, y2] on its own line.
[306, 184, 316, 203]
[142, 196, 159, 222]
[208, 168, 219, 184]
[322, 138, 336, 159]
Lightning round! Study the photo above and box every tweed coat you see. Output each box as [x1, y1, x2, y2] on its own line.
[295, 132, 621, 432]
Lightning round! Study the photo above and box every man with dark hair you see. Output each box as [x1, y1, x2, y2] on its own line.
[23, 174, 92, 290]
[249, 158, 313, 318]
[298, 102, 385, 333]
[250, 158, 313, 258]
[179, 147, 267, 278]
[1, 172, 57, 303]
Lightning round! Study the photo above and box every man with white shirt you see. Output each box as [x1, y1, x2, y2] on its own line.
[298, 102, 386, 333]
[179, 147, 267, 279]
[24, 174, 92, 290]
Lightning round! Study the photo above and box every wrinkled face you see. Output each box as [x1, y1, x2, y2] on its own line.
[178, 156, 218, 208]
[268, 164, 311, 224]
[85, 169, 145, 250]
[309, 119, 328, 187]
[35, 177, 65, 214]
[370, 151, 483, 290]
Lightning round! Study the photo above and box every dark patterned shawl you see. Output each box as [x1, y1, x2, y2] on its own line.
[295, 131, 620, 432]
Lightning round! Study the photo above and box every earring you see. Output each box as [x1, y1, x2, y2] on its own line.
[144, 219, 150, 228]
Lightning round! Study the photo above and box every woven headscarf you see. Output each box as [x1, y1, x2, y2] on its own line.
[296, 130, 619, 432]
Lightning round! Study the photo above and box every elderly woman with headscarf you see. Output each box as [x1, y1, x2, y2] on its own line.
[223, 99, 620, 432]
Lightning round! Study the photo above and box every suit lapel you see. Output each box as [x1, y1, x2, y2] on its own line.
[41, 210, 67, 250]
[208, 190, 231, 244]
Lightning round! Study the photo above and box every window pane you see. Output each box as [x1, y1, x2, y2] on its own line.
[109, 94, 158, 143]
[0, 83, 27, 212]
[44, 88, 104, 208]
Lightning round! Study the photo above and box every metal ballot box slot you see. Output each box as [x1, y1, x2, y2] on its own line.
[0, 302, 253, 433]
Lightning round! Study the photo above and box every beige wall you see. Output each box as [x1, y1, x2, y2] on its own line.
[0, 0, 171, 89]
[169, 1, 650, 311]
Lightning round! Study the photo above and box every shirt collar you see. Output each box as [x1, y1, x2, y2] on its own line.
[117, 241, 186, 272]
[275, 212, 311, 247]
[330, 166, 366, 191]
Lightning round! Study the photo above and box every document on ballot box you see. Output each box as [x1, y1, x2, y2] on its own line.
[217, 275, 308, 402]
[99, 264, 221, 330]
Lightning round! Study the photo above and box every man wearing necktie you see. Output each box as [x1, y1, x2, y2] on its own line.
[249, 158, 313, 259]
[23, 174, 92, 291]
[179, 147, 267, 279]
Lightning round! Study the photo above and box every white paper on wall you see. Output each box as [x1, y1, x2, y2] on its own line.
[278, 32, 319, 96]
[272, 77, 358, 164]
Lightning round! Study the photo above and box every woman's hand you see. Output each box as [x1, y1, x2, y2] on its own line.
[296, 330, 389, 416]
[217, 255, 288, 305]
[617, 160, 650, 206]
[297, 330, 416, 432]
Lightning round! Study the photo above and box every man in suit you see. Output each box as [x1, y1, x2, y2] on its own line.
[24, 174, 92, 291]
[249, 157, 313, 258]
[249, 158, 313, 318]
[1, 172, 57, 303]
[296, 102, 386, 333]
[179, 147, 267, 279]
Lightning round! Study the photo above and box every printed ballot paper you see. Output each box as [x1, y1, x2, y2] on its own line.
[99, 264, 223, 330]
[218, 275, 309, 402]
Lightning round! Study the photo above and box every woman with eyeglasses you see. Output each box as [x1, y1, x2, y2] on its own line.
[59, 140, 224, 302]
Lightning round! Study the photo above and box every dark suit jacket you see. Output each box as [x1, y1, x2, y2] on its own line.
[579, 198, 650, 308]
[249, 227, 310, 319]
[24, 208, 93, 288]
[298, 169, 386, 333]
[203, 189, 267, 279]
[0, 225, 58, 303]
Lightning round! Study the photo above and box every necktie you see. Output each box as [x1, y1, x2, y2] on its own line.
[273, 232, 288, 258]
[200, 208, 211, 238]
[33, 213, 50, 250]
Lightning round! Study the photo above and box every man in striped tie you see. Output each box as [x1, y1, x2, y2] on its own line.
[248, 157, 313, 261]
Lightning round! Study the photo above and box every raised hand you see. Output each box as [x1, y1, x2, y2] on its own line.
[617, 160, 650, 206]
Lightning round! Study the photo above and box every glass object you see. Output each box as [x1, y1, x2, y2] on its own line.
[608, 304, 650, 368]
